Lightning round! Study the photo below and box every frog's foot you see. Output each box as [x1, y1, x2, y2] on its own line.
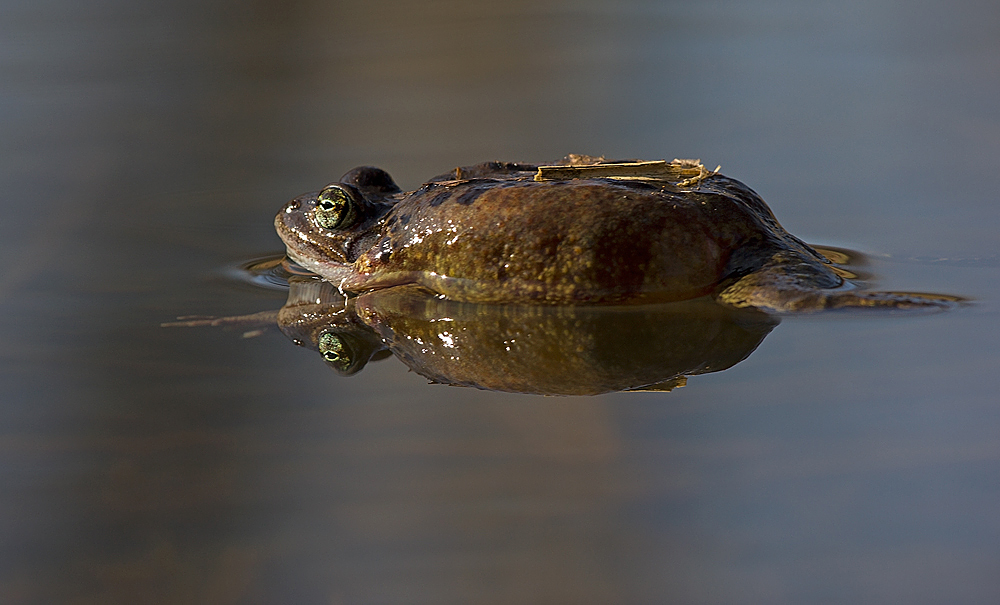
[716, 256, 962, 313]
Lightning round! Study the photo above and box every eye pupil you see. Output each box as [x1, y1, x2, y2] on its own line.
[319, 200, 335, 211]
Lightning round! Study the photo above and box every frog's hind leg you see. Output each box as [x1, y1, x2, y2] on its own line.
[820, 290, 964, 311]
[716, 253, 962, 313]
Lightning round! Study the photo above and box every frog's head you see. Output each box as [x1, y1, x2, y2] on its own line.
[275, 166, 400, 281]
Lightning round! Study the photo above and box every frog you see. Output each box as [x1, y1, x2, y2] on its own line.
[275, 156, 960, 312]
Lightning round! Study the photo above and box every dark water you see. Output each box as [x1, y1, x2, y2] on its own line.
[3, 0, 1000, 602]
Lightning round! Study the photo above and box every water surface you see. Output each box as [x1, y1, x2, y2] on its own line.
[2, 0, 1000, 602]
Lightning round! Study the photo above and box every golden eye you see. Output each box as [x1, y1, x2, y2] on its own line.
[315, 186, 359, 230]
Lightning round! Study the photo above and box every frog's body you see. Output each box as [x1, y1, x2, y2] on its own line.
[275, 157, 958, 312]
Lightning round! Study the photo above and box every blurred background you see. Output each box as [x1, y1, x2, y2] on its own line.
[2, 0, 1000, 602]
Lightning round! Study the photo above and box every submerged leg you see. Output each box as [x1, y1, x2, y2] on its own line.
[716, 252, 962, 313]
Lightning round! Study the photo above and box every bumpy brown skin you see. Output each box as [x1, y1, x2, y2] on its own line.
[275, 160, 957, 311]
[354, 179, 762, 303]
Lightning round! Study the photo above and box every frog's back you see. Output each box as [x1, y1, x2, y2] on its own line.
[350, 165, 782, 304]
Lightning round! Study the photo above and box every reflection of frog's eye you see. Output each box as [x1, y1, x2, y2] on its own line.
[315, 186, 359, 230]
[318, 331, 354, 372]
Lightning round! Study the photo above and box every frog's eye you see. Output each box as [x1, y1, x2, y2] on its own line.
[315, 185, 360, 230]
[318, 330, 355, 373]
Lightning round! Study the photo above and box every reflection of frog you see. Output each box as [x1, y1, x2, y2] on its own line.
[276, 156, 960, 312]
[276, 279, 777, 396]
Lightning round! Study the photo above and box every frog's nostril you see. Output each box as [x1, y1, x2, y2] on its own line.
[285, 199, 301, 212]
